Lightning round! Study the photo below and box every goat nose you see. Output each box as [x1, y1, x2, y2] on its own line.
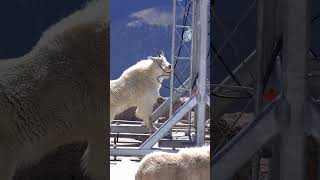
[168, 64, 171, 69]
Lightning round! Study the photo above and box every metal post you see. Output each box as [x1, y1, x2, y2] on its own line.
[169, 0, 177, 117]
[278, 0, 310, 179]
[269, 61, 282, 180]
[191, 0, 200, 137]
[188, 0, 196, 138]
[317, 141, 320, 180]
[195, 0, 209, 146]
[253, 0, 264, 177]
[254, 0, 277, 178]
[191, 0, 199, 88]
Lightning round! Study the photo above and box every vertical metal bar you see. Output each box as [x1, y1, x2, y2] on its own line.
[269, 61, 282, 180]
[169, 0, 177, 117]
[187, 106, 192, 137]
[317, 141, 320, 180]
[255, 0, 264, 114]
[271, 0, 283, 179]
[269, 140, 280, 180]
[253, 0, 262, 174]
[196, 0, 209, 146]
[251, 154, 261, 180]
[255, 0, 278, 178]
[279, 0, 310, 179]
[191, 0, 199, 89]
[253, 10, 263, 173]
[187, 0, 195, 138]
[191, 0, 199, 134]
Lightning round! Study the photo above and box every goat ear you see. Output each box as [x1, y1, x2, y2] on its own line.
[160, 50, 164, 56]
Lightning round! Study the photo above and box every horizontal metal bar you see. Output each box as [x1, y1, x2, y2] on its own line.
[174, 56, 191, 60]
[173, 87, 190, 91]
[111, 123, 200, 134]
[311, 57, 320, 61]
[210, 83, 255, 90]
[211, 97, 281, 180]
[110, 147, 179, 156]
[141, 95, 197, 149]
[110, 132, 150, 136]
[110, 133, 149, 142]
[111, 124, 149, 134]
[159, 139, 196, 148]
[111, 120, 141, 124]
[176, 25, 191, 28]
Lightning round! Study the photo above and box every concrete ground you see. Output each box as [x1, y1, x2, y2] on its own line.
[110, 157, 140, 180]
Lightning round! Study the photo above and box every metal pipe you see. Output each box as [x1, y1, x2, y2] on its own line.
[196, 0, 209, 146]
[252, 0, 265, 177]
[278, 0, 310, 179]
[169, 0, 177, 117]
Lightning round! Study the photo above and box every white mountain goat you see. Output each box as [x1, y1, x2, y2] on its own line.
[110, 51, 171, 130]
[0, 1, 108, 180]
[135, 146, 210, 180]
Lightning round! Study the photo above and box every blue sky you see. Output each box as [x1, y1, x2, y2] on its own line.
[111, 1, 171, 21]
[110, 0, 173, 96]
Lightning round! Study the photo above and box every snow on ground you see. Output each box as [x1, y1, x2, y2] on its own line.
[110, 157, 140, 180]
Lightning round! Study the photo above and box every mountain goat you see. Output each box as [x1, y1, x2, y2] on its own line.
[0, 1, 108, 180]
[135, 146, 210, 180]
[110, 51, 171, 130]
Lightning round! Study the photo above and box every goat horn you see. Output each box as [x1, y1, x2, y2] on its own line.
[157, 50, 164, 56]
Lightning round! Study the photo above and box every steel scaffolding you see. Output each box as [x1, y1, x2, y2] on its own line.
[110, 0, 210, 156]
[211, 0, 312, 180]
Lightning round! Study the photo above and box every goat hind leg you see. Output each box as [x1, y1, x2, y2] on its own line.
[81, 132, 107, 180]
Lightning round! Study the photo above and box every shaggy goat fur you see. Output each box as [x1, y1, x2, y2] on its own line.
[135, 146, 210, 180]
[110, 53, 171, 130]
[0, 1, 108, 180]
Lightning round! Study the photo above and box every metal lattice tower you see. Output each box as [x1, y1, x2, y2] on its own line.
[169, 0, 194, 140]
[169, 0, 193, 117]
[169, 0, 210, 146]
[211, 0, 315, 179]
